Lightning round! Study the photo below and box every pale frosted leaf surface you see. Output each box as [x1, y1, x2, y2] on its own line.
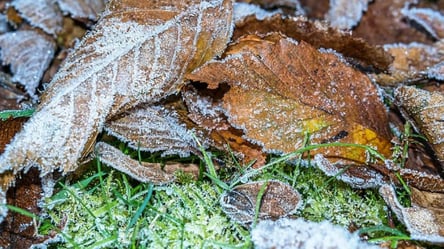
[233, 3, 282, 23]
[251, 218, 380, 249]
[326, 0, 371, 30]
[220, 180, 302, 225]
[0, 30, 56, 99]
[400, 168, 444, 193]
[56, 0, 106, 20]
[426, 61, 444, 81]
[373, 42, 444, 86]
[11, 0, 63, 35]
[188, 33, 392, 166]
[95, 142, 175, 184]
[0, 14, 8, 34]
[379, 184, 444, 244]
[395, 86, 444, 165]
[0, 0, 233, 222]
[402, 7, 444, 39]
[105, 104, 197, 157]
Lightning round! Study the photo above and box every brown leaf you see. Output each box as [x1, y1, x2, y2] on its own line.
[380, 184, 444, 244]
[11, 0, 63, 35]
[188, 33, 392, 166]
[56, 0, 106, 20]
[395, 86, 444, 167]
[325, 0, 371, 30]
[0, 30, 56, 99]
[233, 14, 393, 71]
[402, 7, 444, 40]
[0, 0, 233, 222]
[220, 180, 301, 225]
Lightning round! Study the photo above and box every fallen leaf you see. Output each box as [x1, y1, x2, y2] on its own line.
[0, 0, 233, 222]
[395, 86, 444, 166]
[11, 0, 63, 35]
[326, 0, 371, 30]
[233, 14, 393, 71]
[251, 218, 380, 249]
[188, 33, 392, 166]
[0, 30, 56, 99]
[220, 180, 301, 225]
[56, 0, 106, 20]
[379, 184, 444, 244]
[402, 7, 444, 40]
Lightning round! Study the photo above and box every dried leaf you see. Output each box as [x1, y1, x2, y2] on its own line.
[251, 218, 380, 249]
[379, 184, 444, 244]
[0, 117, 27, 154]
[220, 180, 301, 225]
[188, 33, 392, 166]
[402, 7, 444, 40]
[326, 0, 371, 30]
[399, 168, 444, 193]
[56, 0, 106, 20]
[11, 0, 63, 35]
[395, 86, 444, 166]
[0, 0, 233, 222]
[233, 14, 393, 71]
[233, 2, 282, 24]
[373, 42, 444, 86]
[95, 142, 175, 184]
[0, 30, 56, 99]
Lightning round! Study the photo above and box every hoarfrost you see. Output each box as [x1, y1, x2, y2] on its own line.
[56, 0, 106, 20]
[402, 7, 444, 39]
[426, 61, 444, 81]
[11, 0, 63, 36]
[0, 30, 56, 99]
[0, 14, 8, 34]
[233, 3, 282, 23]
[251, 218, 380, 249]
[326, 0, 371, 30]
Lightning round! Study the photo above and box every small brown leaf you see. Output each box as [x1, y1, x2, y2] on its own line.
[0, 30, 56, 99]
[395, 86, 444, 167]
[233, 14, 393, 71]
[380, 184, 444, 244]
[220, 180, 301, 225]
[188, 33, 392, 166]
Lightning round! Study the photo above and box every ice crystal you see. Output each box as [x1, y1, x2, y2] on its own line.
[326, 0, 371, 30]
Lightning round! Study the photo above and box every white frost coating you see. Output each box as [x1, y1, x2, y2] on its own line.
[56, 0, 106, 20]
[427, 61, 444, 81]
[0, 30, 56, 99]
[326, 0, 371, 30]
[252, 218, 380, 249]
[11, 0, 63, 36]
[402, 7, 444, 39]
[233, 3, 282, 23]
[0, 14, 8, 34]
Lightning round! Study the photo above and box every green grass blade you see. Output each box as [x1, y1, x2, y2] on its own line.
[127, 184, 153, 230]
[0, 109, 35, 120]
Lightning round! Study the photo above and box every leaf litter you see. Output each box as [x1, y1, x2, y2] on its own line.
[1, 0, 444, 247]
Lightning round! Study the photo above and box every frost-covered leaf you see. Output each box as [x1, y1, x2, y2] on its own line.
[220, 180, 301, 225]
[0, 0, 233, 223]
[95, 142, 175, 184]
[11, 0, 63, 35]
[251, 218, 380, 249]
[105, 104, 198, 157]
[373, 42, 444, 86]
[426, 61, 444, 81]
[233, 2, 282, 23]
[402, 7, 444, 40]
[395, 86, 444, 166]
[326, 0, 371, 30]
[0, 14, 9, 34]
[56, 0, 106, 20]
[233, 14, 393, 71]
[380, 184, 444, 244]
[188, 33, 392, 166]
[0, 30, 56, 99]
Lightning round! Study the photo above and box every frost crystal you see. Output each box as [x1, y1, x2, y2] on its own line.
[233, 3, 282, 23]
[326, 0, 371, 30]
[56, 0, 106, 20]
[252, 218, 380, 249]
[0, 30, 56, 99]
[402, 7, 444, 39]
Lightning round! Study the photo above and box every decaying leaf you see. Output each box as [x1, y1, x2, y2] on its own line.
[372, 42, 444, 86]
[326, 0, 371, 30]
[380, 184, 444, 244]
[233, 14, 393, 71]
[220, 180, 301, 225]
[395, 86, 444, 166]
[0, 30, 56, 99]
[11, 0, 63, 35]
[188, 33, 392, 166]
[56, 0, 106, 20]
[402, 7, 444, 40]
[251, 218, 380, 249]
[0, 0, 233, 222]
